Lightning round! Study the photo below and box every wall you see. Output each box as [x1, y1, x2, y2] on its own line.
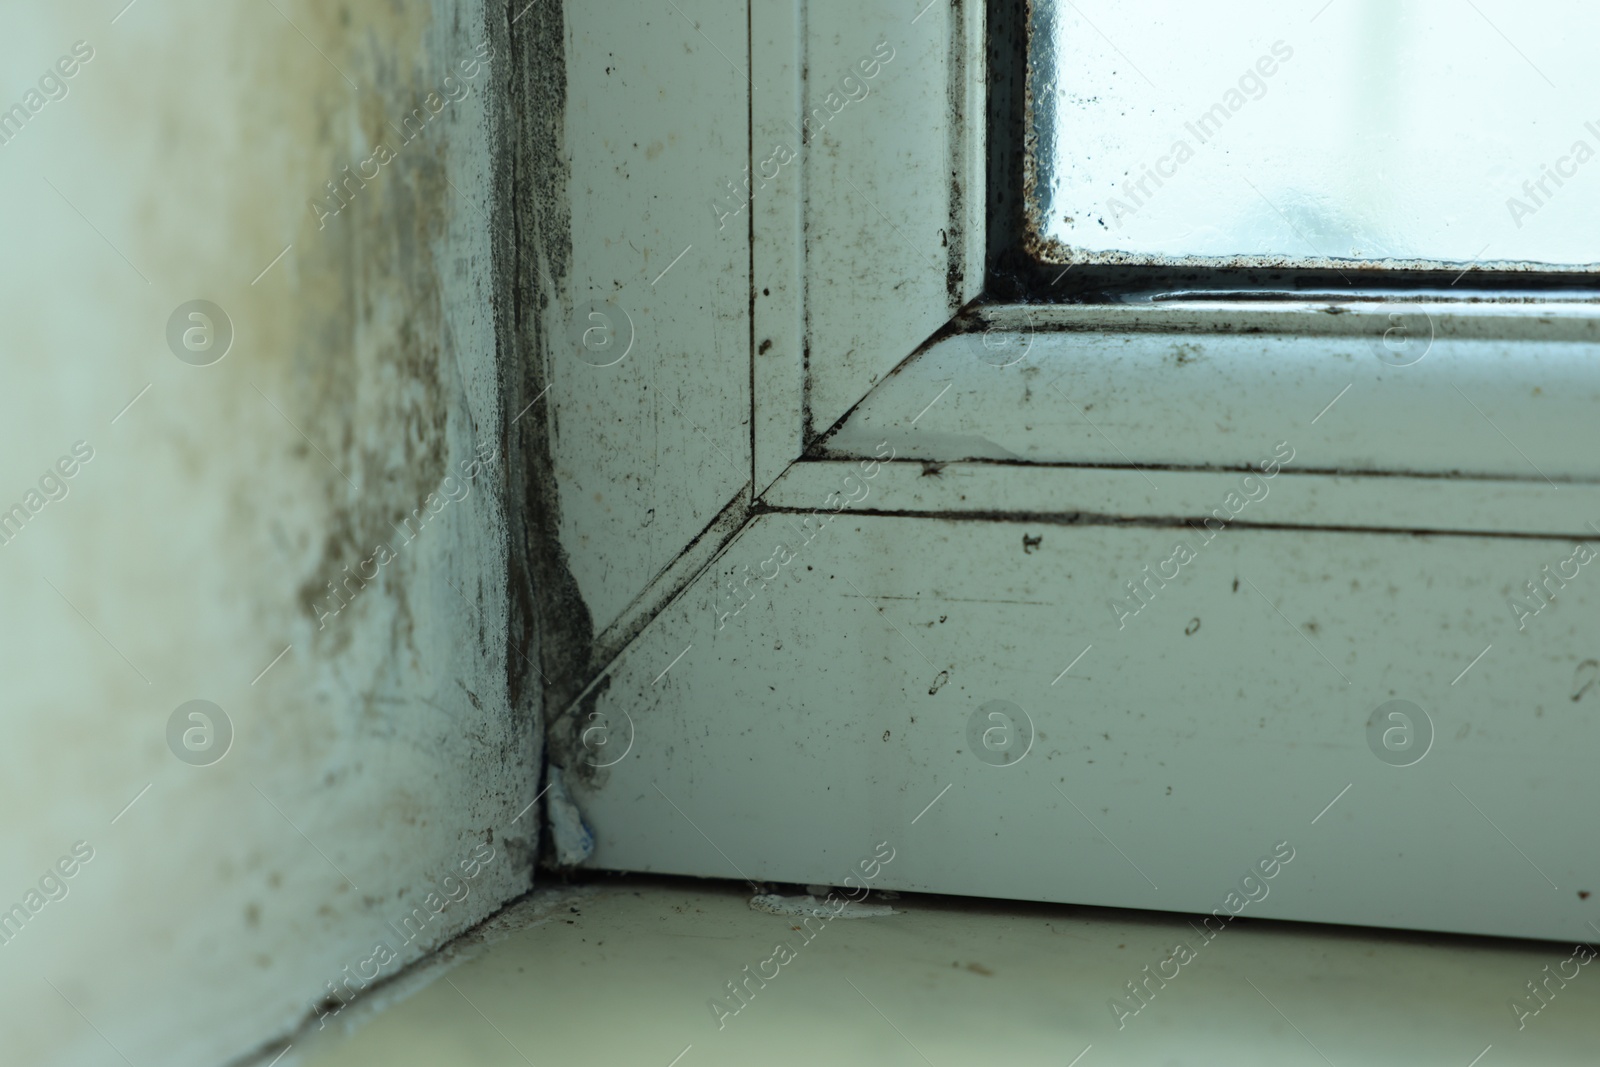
[0, 3, 537, 1064]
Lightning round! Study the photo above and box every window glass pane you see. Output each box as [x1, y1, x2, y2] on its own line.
[1030, 0, 1600, 268]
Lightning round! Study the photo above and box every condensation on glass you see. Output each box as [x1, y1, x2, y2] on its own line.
[1028, 0, 1600, 269]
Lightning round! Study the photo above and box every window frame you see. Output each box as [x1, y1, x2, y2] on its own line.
[559, 0, 1600, 950]
[756, 0, 1600, 526]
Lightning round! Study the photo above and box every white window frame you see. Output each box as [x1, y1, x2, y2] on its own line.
[563, 0, 1600, 947]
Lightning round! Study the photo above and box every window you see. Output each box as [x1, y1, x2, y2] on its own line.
[1011, 0, 1600, 287]
[577, 0, 1600, 955]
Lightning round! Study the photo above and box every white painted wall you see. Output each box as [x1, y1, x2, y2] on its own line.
[0, 3, 537, 1065]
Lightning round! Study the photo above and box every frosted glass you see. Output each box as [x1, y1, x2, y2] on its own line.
[1032, 0, 1600, 268]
